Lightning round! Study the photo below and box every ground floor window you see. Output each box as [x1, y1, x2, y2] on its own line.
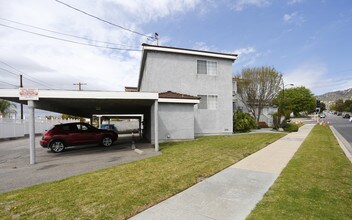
[198, 95, 217, 110]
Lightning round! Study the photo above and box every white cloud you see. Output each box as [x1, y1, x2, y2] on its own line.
[108, 0, 202, 23]
[234, 47, 256, 56]
[283, 62, 352, 95]
[283, 12, 305, 25]
[192, 42, 216, 51]
[0, 0, 203, 92]
[287, 0, 304, 5]
[232, 47, 261, 69]
[232, 0, 271, 11]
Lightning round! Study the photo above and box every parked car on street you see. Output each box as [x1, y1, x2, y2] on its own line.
[319, 113, 326, 118]
[40, 122, 118, 153]
[343, 113, 350, 119]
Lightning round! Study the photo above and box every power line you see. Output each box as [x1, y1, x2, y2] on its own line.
[54, 0, 153, 40]
[0, 80, 18, 88]
[0, 60, 54, 89]
[0, 23, 142, 51]
[0, 60, 51, 86]
[0, 17, 141, 49]
[0, 66, 52, 89]
[0, 67, 18, 77]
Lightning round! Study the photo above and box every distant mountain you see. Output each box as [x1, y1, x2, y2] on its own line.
[316, 88, 352, 102]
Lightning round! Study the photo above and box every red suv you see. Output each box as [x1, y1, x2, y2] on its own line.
[40, 122, 118, 153]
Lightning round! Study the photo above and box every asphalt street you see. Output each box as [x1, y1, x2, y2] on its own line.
[324, 113, 352, 144]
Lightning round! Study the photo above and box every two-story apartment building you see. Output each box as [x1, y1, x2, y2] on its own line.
[232, 78, 277, 127]
[138, 44, 237, 142]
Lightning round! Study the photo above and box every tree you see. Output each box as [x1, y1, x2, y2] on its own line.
[235, 66, 282, 124]
[233, 111, 256, 132]
[61, 114, 80, 120]
[274, 86, 315, 117]
[335, 99, 345, 112]
[0, 99, 16, 118]
[344, 100, 352, 112]
[330, 102, 336, 111]
[320, 102, 326, 112]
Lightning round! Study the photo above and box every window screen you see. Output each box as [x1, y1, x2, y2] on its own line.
[198, 95, 207, 109]
[197, 60, 217, 75]
[197, 60, 207, 74]
[208, 95, 217, 110]
[207, 61, 217, 75]
[198, 95, 217, 109]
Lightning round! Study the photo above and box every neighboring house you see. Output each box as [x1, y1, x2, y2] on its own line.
[232, 78, 277, 127]
[138, 44, 237, 140]
[124, 86, 138, 92]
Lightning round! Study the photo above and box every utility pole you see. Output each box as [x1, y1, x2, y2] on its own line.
[155, 32, 159, 46]
[73, 82, 87, 91]
[20, 74, 23, 119]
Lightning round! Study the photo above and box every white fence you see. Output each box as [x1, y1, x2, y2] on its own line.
[0, 119, 79, 139]
[112, 121, 140, 132]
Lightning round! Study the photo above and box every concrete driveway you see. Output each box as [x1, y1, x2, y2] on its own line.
[0, 134, 160, 194]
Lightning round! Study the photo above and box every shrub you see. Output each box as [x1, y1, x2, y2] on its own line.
[283, 123, 299, 132]
[233, 111, 257, 133]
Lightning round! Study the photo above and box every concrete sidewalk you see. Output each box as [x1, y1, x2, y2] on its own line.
[130, 124, 314, 220]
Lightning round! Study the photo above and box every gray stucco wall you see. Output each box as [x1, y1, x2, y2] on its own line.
[149, 102, 195, 143]
[158, 103, 194, 142]
[140, 51, 234, 136]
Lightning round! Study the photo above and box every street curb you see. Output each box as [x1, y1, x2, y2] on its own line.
[330, 126, 352, 163]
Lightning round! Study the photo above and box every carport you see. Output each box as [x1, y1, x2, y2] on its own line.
[0, 89, 159, 164]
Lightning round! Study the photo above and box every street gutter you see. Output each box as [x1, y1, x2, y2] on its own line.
[330, 126, 352, 163]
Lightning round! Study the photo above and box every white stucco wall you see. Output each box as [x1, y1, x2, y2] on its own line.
[140, 51, 234, 136]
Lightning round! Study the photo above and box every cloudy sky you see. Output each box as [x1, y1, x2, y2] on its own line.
[0, 0, 351, 96]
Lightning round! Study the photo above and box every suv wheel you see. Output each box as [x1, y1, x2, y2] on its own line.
[101, 136, 113, 147]
[50, 140, 65, 153]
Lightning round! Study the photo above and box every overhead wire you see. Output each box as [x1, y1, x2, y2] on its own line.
[0, 67, 18, 77]
[54, 0, 154, 40]
[0, 66, 53, 89]
[0, 23, 142, 51]
[0, 60, 52, 86]
[0, 17, 141, 49]
[0, 80, 18, 88]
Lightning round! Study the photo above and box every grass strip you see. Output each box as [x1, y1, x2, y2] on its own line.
[248, 125, 352, 219]
[0, 133, 284, 219]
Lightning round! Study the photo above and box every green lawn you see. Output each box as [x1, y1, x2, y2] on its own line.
[248, 125, 352, 219]
[0, 133, 284, 220]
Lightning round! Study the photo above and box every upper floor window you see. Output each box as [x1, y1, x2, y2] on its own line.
[197, 60, 217, 75]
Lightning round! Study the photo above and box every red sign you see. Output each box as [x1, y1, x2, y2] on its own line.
[19, 88, 39, 100]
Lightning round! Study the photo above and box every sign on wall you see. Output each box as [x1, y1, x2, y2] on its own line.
[19, 88, 39, 100]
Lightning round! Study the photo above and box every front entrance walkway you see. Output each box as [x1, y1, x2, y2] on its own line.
[130, 124, 314, 220]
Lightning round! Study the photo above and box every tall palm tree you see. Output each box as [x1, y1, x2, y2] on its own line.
[0, 99, 17, 118]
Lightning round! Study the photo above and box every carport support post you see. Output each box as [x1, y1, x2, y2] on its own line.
[154, 100, 159, 152]
[28, 100, 36, 165]
[98, 115, 102, 128]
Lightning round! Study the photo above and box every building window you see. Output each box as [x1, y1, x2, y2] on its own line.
[207, 61, 217, 75]
[197, 60, 217, 75]
[208, 95, 217, 109]
[198, 95, 217, 110]
[198, 95, 207, 109]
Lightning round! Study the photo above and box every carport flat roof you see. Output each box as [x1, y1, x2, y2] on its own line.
[0, 89, 158, 100]
[0, 89, 159, 118]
